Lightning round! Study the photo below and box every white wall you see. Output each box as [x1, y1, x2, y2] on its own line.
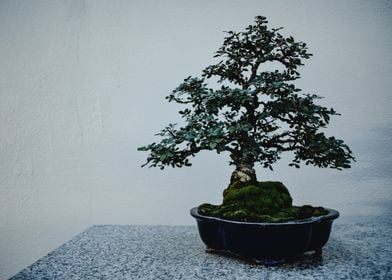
[1, 0, 391, 278]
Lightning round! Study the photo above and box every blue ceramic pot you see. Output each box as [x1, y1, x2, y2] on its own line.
[190, 207, 339, 264]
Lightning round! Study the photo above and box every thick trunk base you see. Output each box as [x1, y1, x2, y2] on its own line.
[230, 164, 257, 184]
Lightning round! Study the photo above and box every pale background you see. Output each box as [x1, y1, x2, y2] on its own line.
[1, 0, 391, 279]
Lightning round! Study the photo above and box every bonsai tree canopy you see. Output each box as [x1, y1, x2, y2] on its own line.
[138, 16, 355, 222]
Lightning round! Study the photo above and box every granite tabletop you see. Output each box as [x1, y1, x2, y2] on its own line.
[10, 222, 392, 279]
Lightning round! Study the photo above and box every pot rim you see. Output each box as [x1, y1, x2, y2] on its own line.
[190, 206, 339, 226]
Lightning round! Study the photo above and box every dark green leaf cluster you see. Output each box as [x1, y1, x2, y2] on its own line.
[138, 16, 355, 170]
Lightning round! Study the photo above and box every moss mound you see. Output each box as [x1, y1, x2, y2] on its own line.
[199, 181, 328, 223]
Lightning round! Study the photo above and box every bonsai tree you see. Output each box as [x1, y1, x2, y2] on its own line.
[138, 16, 354, 222]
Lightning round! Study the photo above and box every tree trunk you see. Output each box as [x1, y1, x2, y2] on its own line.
[230, 163, 257, 184]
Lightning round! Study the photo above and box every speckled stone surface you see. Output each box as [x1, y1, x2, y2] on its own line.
[10, 223, 392, 279]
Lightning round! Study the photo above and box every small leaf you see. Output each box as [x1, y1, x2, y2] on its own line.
[210, 142, 218, 149]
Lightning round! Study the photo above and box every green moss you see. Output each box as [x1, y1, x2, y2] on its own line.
[199, 181, 329, 223]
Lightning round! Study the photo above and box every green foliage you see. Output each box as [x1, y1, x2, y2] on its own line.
[198, 181, 328, 223]
[138, 16, 354, 171]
